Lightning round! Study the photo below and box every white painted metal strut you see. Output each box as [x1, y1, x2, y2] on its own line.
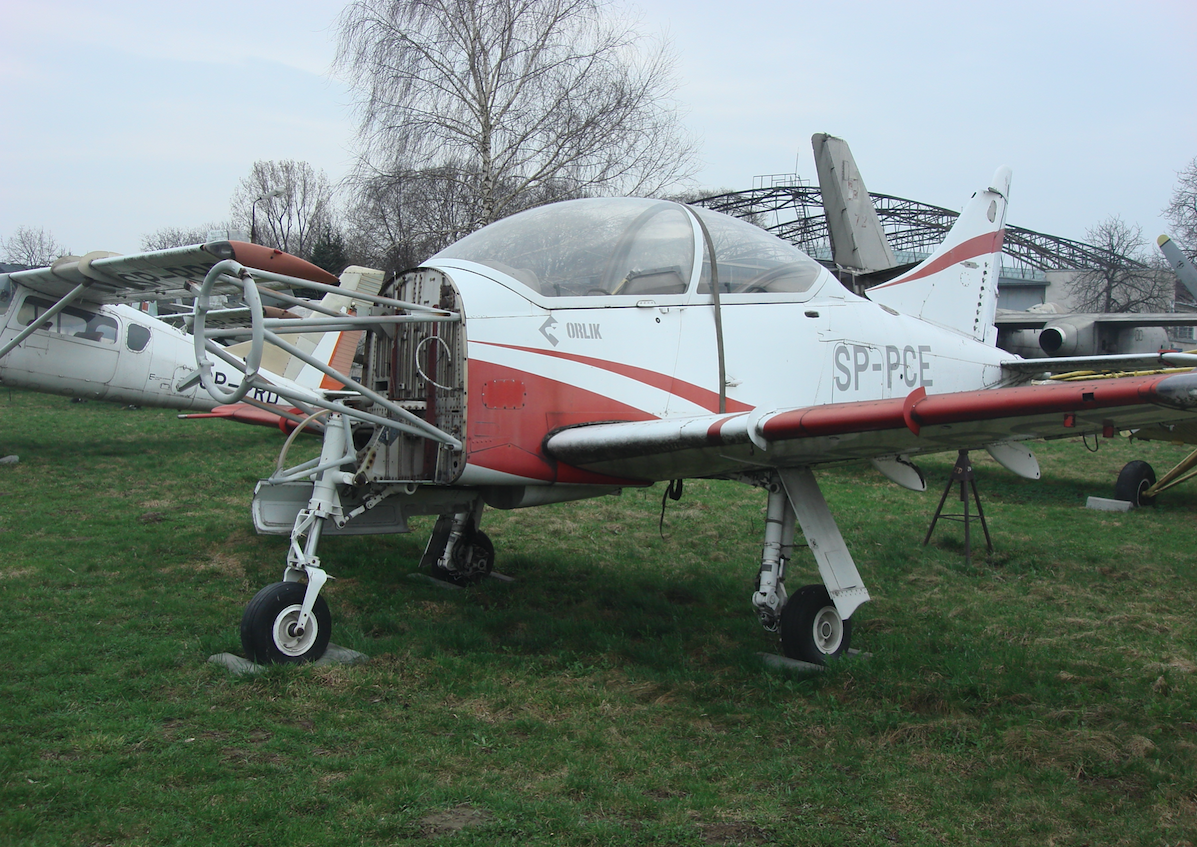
[0, 281, 89, 360]
[778, 467, 870, 620]
[283, 412, 355, 632]
[258, 328, 461, 449]
[235, 265, 457, 317]
[202, 313, 461, 336]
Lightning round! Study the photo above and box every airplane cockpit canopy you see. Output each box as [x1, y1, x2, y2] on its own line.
[432, 197, 826, 299]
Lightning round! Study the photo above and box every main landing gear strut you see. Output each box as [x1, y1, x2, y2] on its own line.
[420, 506, 495, 587]
[752, 468, 871, 664]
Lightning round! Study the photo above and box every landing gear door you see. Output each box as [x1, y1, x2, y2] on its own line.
[363, 269, 467, 484]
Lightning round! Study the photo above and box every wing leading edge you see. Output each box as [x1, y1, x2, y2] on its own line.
[544, 371, 1197, 482]
[4, 241, 340, 305]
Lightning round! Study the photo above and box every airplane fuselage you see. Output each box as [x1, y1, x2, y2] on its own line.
[0, 284, 284, 410]
[353, 196, 1018, 493]
[444, 261, 1013, 487]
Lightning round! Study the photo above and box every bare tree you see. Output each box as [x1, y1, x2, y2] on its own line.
[345, 165, 482, 269]
[3, 226, 66, 268]
[335, 0, 697, 231]
[345, 161, 584, 269]
[1164, 156, 1197, 254]
[140, 223, 231, 252]
[1067, 217, 1173, 313]
[229, 160, 336, 258]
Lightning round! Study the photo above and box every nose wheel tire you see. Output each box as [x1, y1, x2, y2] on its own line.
[1114, 460, 1156, 507]
[241, 581, 331, 665]
[779, 584, 852, 665]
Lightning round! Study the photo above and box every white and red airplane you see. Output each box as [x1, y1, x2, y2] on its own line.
[9, 172, 1197, 668]
[133, 166, 1193, 669]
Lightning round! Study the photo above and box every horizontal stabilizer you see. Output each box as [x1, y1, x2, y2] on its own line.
[179, 403, 321, 433]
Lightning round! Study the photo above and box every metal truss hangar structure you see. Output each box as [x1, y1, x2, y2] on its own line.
[691, 179, 1140, 276]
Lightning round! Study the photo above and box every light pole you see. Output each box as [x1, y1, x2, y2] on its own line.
[251, 189, 284, 245]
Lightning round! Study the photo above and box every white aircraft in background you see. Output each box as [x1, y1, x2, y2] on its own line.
[0, 242, 385, 427]
[1103, 234, 1197, 507]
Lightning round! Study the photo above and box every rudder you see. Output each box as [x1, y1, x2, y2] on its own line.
[867, 168, 1011, 344]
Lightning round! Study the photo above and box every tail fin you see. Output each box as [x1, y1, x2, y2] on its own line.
[866, 167, 1010, 343]
[812, 132, 898, 273]
[1159, 234, 1197, 302]
[229, 265, 386, 389]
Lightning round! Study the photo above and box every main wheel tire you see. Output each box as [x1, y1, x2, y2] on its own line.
[779, 584, 852, 665]
[431, 529, 495, 587]
[1115, 460, 1157, 506]
[240, 581, 331, 665]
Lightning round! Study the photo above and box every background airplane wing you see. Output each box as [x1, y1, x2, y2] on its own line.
[995, 311, 1197, 331]
[3, 241, 339, 305]
[1000, 353, 1192, 374]
[545, 370, 1197, 482]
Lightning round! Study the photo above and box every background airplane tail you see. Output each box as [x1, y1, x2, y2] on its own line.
[866, 167, 1011, 344]
[228, 265, 386, 390]
[1159, 234, 1197, 302]
[812, 132, 898, 273]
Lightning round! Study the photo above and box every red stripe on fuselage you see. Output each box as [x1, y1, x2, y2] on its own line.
[473, 341, 752, 414]
[869, 230, 1006, 289]
[466, 358, 653, 485]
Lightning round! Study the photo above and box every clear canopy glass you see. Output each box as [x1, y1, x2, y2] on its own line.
[433, 198, 826, 298]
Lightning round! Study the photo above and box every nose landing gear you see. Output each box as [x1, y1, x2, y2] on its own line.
[240, 581, 332, 665]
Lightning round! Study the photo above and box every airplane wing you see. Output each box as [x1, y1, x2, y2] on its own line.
[999, 352, 1194, 374]
[2, 241, 339, 306]
[544, 370, 1197, 482]
[995, 311, 1197, 331]
[157, 305, 303, 329]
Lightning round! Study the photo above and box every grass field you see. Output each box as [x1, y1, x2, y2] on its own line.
[2, 386, 1196, 846]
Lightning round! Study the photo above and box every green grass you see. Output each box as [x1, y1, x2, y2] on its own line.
[2, 387, 1197, 845]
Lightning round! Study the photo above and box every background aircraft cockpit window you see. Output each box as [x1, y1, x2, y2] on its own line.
[126, 324, 151, 352]
[17, 296, 118, 344]
[689, 206, 826, 295]
[0, 278, 12, 315]
[433, 198, 694, 297]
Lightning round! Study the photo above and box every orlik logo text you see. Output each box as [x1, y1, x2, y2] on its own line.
[540, 316, 602, 348]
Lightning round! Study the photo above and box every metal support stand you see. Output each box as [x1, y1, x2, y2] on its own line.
[924, 450, 993, 565]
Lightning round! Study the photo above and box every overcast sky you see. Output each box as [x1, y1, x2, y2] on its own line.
[2, 0, 1194, 257]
